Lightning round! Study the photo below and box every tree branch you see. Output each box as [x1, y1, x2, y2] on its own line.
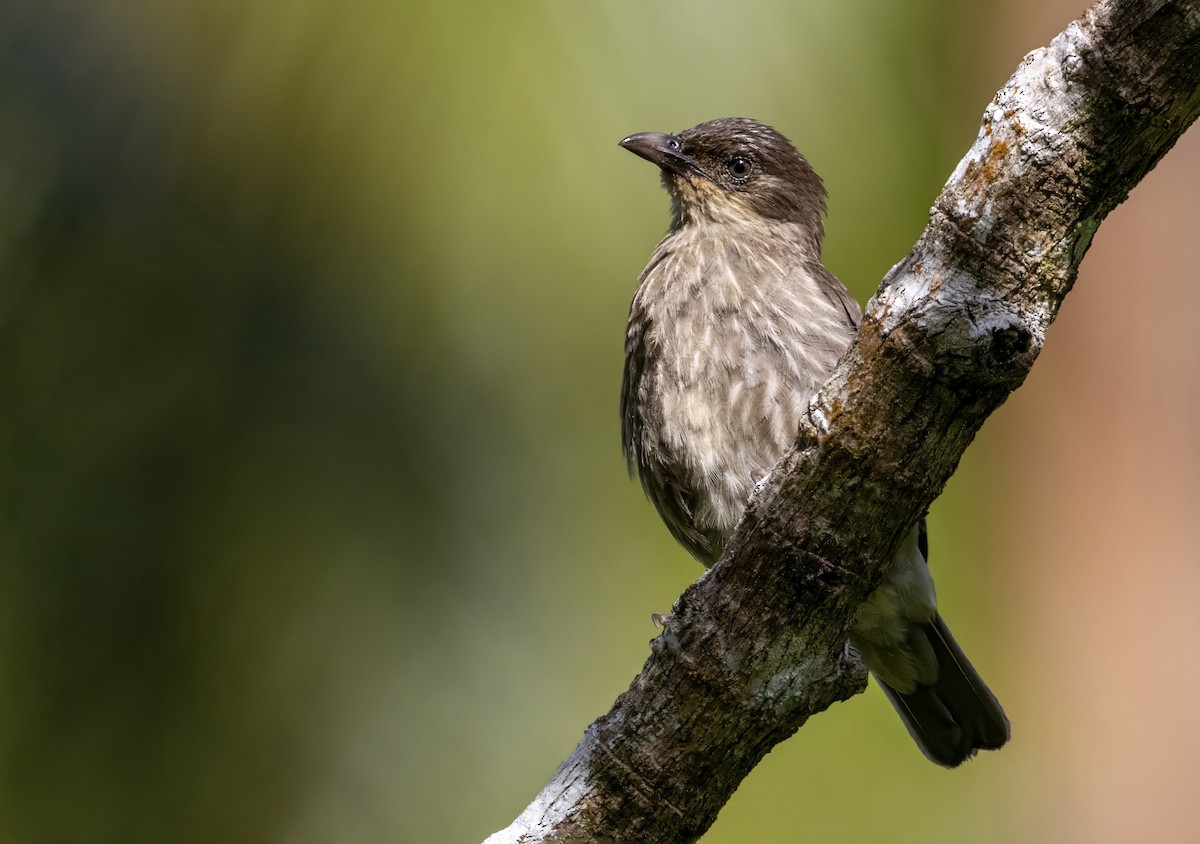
[487, 2, 1200, 841]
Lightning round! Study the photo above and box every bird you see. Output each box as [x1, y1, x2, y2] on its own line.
[618, 117, 1009, 767]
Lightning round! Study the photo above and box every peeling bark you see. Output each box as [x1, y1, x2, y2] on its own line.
[486, 2, 1200, 841]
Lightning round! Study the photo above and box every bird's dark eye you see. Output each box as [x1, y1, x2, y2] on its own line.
[726, 156, 753, 180]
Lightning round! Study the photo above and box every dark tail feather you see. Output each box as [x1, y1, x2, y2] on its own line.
[877, 614, 1010, 767]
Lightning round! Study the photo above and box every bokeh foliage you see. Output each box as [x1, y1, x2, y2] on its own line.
[0, 1, 1017, 841]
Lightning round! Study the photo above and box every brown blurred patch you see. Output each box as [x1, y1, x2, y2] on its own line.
[988, 2, 1200, 840]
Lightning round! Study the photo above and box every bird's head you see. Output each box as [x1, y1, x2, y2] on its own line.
[619, 118, 826, 243]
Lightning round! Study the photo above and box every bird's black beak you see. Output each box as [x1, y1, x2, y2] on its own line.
[619, 132, 701, 177]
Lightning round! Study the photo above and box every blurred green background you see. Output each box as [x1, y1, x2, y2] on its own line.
[4, 0, 1200, 842]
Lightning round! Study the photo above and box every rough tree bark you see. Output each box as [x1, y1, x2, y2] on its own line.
[487, 1, 1200, 841]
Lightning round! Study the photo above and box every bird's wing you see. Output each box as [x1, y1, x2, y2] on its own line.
[810, 261, 862, 333]
[621, 302, 723, 565]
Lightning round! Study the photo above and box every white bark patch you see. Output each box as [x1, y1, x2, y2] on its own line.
[483, 731, 599, 844]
